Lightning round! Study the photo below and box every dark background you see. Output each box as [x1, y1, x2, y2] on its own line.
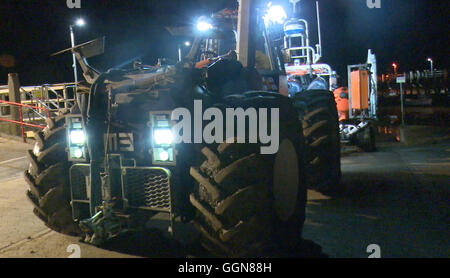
[0, 0, 448, 85]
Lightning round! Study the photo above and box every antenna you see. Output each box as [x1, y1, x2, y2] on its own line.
[316, 1, 322, 59]
[289, 0, 301, 16]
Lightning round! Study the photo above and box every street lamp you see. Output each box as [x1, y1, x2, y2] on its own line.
[75, 18, 85, 27]
[70, 18, 86, 85]
[427, 58, 433, 73]
[392, 63, 398, 75]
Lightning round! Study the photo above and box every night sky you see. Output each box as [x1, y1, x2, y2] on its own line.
[0, 0, 448, 85]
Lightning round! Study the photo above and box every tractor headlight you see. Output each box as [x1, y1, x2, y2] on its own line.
[159, 150, 169, 161]
[66, 116, 88, 162]
[73, 148, 84, 159]
[153, 128, 173, 146]
[154, 149, 171, 162]
[70, 130, 86, 145]
[150, 112, 176, 165]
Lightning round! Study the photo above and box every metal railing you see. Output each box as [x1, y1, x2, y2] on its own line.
[0, 83, 77, 113]
[0, 100, 51, 142]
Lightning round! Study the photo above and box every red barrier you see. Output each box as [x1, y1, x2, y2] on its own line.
[0, 100, 50, 142]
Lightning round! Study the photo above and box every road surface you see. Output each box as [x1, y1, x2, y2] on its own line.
[0, 137, 138, 258]
[0, 136, 448, 258]
[304, 143, 449, 257]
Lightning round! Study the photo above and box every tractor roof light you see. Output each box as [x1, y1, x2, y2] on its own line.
[196, 17, 213, 32]
[266, 5, 287, 24]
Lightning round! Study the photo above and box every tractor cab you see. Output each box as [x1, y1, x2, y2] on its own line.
[176, 0, 337, 98]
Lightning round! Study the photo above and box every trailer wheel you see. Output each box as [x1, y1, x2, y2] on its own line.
[24, 109, 81, 236]
[358, 124, 376, 152]
[190, 95, 306, 257]
[292, 90, 342, 194]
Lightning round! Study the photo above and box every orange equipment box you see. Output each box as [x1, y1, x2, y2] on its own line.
[350, 70, 369, 110]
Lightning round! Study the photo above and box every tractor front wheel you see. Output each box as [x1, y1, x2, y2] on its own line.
[24, 109, 80, 235]
[189, 96, 307, 257]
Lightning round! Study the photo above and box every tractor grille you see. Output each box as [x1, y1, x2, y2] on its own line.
[122, 168, 171, 212]
[70, 164, 90, 200]
[69, 164, 91, 221]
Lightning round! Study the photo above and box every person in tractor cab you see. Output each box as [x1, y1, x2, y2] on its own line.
[307, 76, 328, 90]
[333, 87, 349, 121]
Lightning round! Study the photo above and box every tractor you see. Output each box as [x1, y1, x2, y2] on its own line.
[24, 0, 340, 257]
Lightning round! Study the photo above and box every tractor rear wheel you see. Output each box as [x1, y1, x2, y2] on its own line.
[24, 109, 81, 235]
[292, 90, 342, 194]
[189, 94, 306, 257]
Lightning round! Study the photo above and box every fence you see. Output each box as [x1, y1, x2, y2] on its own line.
[0, 83, 77, 116]
[379, 69, 449, 97]
[0, 100, 50, 142]
[0, 73, 77, 140]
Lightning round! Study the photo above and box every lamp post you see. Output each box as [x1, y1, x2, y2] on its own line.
[70, 18, 85, 85]
[427, 58, 433, 74]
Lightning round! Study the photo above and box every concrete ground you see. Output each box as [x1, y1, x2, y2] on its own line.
[0, 138, 138, 258]
[304, 143, 449, 258]
[0, 136, 448, 258]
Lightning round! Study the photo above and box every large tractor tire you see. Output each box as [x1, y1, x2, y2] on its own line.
[24, 109, 81, 235]
[292, 90, 342, 194]
[189, 93, 307, 257]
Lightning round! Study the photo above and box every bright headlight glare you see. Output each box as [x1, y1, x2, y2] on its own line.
[197, 19, 213, 31]
[70, 130, 86, 145]
[73, 148, 84, 159]
[76, 18, 86, 27]
[159, 151, 169, 161]
[267, 5, 287, 24]
[153, 129, 173, 145]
